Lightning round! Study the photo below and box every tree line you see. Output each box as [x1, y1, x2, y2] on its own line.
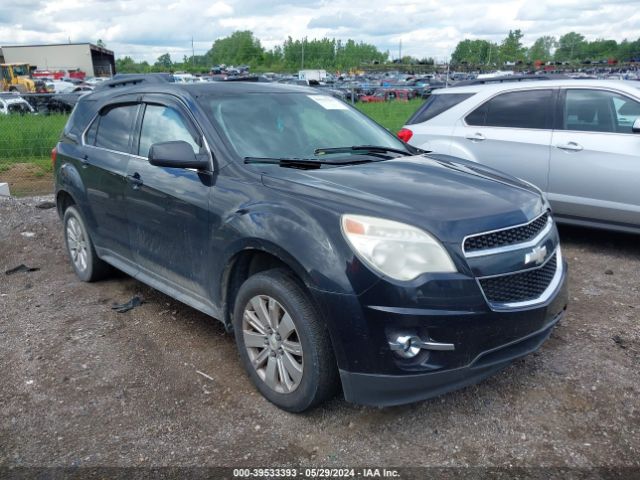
[113, 29, 640, 74]
[116, 31, 390, 74]
[451, 30, 640, 66]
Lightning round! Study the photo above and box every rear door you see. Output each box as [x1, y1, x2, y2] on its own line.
[125, 94, 214, 301]
[549, 88, 640, 227]
[81, 100, 139, 267]
[406, 92, 475, 152]
[451, 88, 555, 190]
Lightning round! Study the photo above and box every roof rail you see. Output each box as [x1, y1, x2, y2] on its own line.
[455, 74, 565, 86]
[94, 73, 175, 90]
[223, 75, 272, 82]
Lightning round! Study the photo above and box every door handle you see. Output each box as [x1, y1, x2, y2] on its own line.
[556, 141, 583, 152]
[465, 132, 485, 142]
[126, 173, 143, 189]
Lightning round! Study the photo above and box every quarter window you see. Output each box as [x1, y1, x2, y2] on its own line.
[466, 90, 553, 130]
[406, 93, 474, 125]
[92, 104, 138, 152]
[85, 117, 99, 145]
[563, 89, 640, 134]
[138, 104, 200, 157]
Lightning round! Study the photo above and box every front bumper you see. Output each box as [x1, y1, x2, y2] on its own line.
[311, 260, 568, 407]
[340, 309, 563, 406]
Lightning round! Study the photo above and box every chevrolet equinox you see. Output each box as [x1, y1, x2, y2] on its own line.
[53, 79, 568, 412]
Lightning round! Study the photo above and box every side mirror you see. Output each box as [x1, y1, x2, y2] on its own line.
[148, 141, 209, 170]
[633, 118, 640, 134]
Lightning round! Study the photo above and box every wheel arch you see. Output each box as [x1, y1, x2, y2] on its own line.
[219, 242, 318, 331]
[56, 189, 77, 218]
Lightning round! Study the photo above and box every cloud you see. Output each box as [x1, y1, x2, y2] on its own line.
[206, 1, 234, 17]
[0, 0, 638, 63]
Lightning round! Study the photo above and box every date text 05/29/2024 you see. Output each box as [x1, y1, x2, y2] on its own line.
[232, 468, 401, 478]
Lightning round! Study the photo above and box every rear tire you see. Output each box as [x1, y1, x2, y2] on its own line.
[233, 269, 338, 412]
[63, 206, 110, 282]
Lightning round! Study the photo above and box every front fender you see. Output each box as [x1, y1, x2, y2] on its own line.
[216, 199, 377, 296]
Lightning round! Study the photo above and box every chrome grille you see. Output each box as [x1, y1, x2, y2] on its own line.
[464, 212, 550, 253]
[479, 253, 557, 305]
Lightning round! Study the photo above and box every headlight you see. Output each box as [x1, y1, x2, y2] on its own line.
[341, 214, 457, 281]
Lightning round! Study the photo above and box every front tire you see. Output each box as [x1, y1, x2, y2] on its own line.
[233, 269, 338, 412]
[63, 206, 110, 282]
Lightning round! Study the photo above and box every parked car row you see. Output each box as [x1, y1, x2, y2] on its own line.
[0, 91, 84, 115]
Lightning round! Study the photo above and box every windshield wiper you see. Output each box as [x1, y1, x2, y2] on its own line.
[244, 156, 375, 169]
[314, 145, 417, 157]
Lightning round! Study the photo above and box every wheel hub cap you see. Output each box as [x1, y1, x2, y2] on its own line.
[66, 217, 88, 272]
[242, 295, 304, 394]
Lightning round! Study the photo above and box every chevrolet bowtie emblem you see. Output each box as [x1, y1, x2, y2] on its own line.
[525, 245, 547, 265]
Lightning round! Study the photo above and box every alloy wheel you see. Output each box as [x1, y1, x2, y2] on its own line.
[66, 216, 88, 273]
[242, 295, 304, 393]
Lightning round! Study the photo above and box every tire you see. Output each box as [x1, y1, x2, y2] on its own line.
[63, 206, 111, 282]
[233, 268, 338, 412]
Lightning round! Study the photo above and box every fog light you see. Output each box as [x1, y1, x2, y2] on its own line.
[389, 335, 422, 359]
[388, 333, 455, 358]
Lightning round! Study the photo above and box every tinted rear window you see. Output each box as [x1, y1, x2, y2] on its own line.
[406, 93, 474, 125]
[94, 104, 137, 153]
[466, 90, 553, 129]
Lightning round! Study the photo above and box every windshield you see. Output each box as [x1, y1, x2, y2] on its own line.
[12, 65, 28, 76]
[200, 92, 406, 159]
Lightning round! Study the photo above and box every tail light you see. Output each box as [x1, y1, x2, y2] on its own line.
[397, 128, 413, 143]
[51, 147, 57, 168]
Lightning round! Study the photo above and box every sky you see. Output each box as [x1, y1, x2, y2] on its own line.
[1, 0, 639, 63]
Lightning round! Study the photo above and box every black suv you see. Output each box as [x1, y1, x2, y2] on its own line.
[53, 80, 568, 412]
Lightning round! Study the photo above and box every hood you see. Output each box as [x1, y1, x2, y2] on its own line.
[261, 153, 546, 244]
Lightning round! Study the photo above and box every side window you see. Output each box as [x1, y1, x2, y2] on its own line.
[94, 104, 137, 152]
[466, 90, 553, 129]
[138, 104, 201, 157]
[563, 89, 640, 134]
[407, 93, 474, 125]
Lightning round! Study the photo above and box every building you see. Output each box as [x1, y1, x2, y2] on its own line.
[0, 43, 115, 77]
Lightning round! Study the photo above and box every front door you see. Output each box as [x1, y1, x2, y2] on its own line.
[549, 88, 640, 227]
[124, 95, 214, 301]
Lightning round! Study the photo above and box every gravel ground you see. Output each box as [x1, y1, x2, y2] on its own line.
[0, 195, 638, 470]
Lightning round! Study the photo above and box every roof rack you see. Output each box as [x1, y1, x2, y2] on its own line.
[455, 74, 564, 86]
[223, 75, 272, 82]
[94, 73, 175, 90]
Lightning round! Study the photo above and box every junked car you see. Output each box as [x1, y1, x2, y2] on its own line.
[0, 93, 35, 114]
[53, 79, 568, 411]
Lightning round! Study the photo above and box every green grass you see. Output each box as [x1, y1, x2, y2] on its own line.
[0, 114, 68, 168]
[355, 99, 424, 133]
[0, 100, 422, 188]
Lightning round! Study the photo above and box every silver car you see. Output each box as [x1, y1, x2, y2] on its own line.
[401, 80, 640, 234]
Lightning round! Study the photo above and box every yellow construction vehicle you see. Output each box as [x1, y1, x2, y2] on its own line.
[1, 63, 36, 93]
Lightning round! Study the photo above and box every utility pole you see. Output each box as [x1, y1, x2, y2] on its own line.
[445, 53, 450, 88]
[191, 36, 195, 68]
[399, 39, 402, 62]
[301, 38, 305, 70]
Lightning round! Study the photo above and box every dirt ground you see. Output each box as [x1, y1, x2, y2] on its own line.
[0, 164, 53, 197]
[0, 195, 638, 471]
